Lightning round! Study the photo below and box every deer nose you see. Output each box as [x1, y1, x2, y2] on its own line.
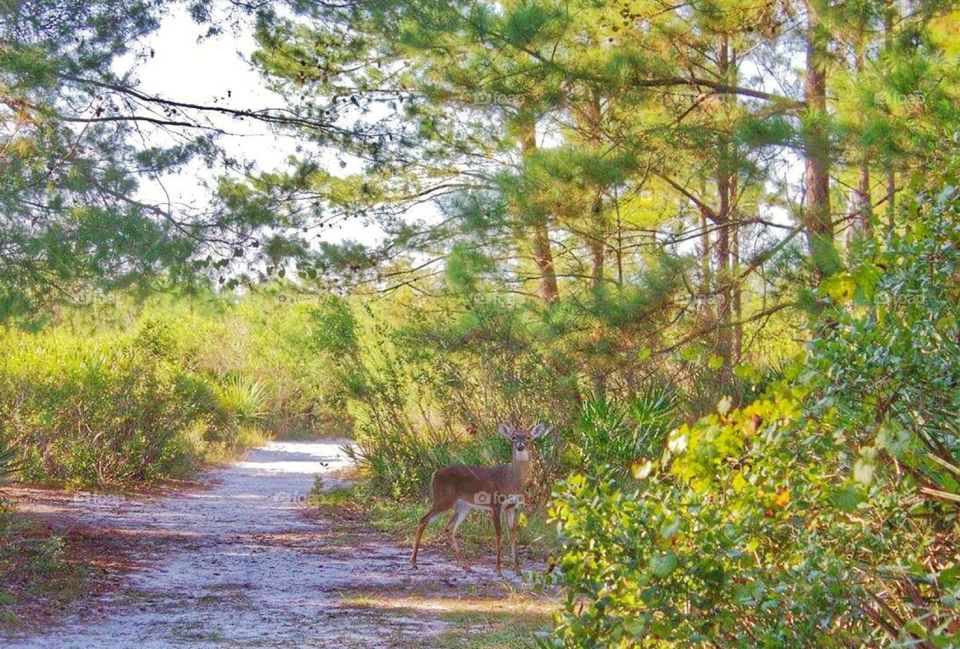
[517, 442, 525, 451]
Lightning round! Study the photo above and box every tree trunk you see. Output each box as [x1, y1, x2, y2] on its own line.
[589, 192, 605, 291]
[854, 47, 873, 241]
[803, 0, 836, 285]
[584, 94, 607, 293]
[857, 160, 872, 235]
[885, 0, 897, 231]
[700, 206, 712, 297]
[732, 212, 742, 363]
[730, 157, 742, 364]
[716, 174, 732, 384]
[614, 187, 624, 288]
[715, 35, 734, 384]
[531, 224, 559, 304]
[520, 121, 560, 305]
[699, 173, 713, 305]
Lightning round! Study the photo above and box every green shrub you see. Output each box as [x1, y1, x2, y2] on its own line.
[0, 317, 262, 487]
[546, 194, 960, 647]
[549, 396, 859, 647]
[0, 333, 224, 486]
[0, 287, 361, 487]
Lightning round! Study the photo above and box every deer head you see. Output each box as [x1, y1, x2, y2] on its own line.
[497, 422, 548, 459]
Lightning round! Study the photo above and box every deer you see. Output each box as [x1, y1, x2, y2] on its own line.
[410, 422, 548, 576]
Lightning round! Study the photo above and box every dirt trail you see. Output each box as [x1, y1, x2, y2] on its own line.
[3, 441, 530, 648]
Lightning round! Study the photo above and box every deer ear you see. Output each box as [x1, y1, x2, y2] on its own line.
[529, 423, 549, 439]
[497, 423, 514, 438]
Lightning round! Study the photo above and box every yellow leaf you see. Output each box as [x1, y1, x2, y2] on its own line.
[717, 396, 732, 416]
[733, 363, 756, 380]
[774, 490, 791, 508]
[667, 428, 688, 453]
[731, 472, 747, 492]
[631, 459, 654, 480]
[821, 273, 856, 303]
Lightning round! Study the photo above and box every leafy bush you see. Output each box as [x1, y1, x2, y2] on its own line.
[546, 193, 960, 647]
[0, 288, 348, 487]
[0, 331, 223, 486]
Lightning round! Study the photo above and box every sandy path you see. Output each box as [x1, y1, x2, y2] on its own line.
[3, 441, 506, 648]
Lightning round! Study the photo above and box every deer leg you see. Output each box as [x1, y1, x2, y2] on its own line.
[444, 502, 469, 562]
[505, 507, 519, 571]
[491, 505, 503, 576]
[411, 503, 446, 568]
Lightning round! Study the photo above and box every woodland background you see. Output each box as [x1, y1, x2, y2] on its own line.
[2, 0, 960, 645]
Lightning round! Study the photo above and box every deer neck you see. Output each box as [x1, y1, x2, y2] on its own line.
[508, 449, 532, 489]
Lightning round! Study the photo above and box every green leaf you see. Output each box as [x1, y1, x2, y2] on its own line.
[731, 472, 747, 492]
[660, 518, 681, 539]
[650, 551, 679, 578]
[820, 273, 856, 303]
[810, 234, 842, 278]
[831, 485, 864, 512]
[876, 421, 910, 457]
[733, 363, 757, 381]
